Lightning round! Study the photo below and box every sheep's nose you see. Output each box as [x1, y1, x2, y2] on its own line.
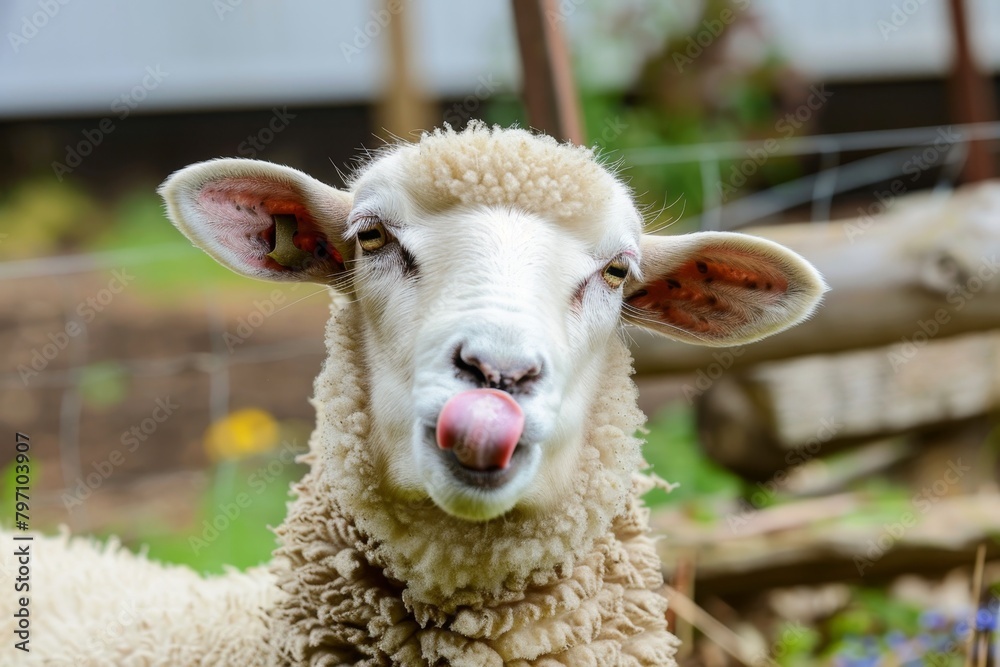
[454, 345, 543, 392]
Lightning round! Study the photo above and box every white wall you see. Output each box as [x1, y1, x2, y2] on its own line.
[2, 0, 999, 119]
[0, 0, 520, 118]
[756, 0, 1000, 81]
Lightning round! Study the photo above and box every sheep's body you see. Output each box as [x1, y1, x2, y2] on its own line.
[0, 532, 275, 665]
[2, 124, 826, 665]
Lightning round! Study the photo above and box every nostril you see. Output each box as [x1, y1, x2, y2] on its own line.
[454, 345, 544, 392]
[454, 348, 489, 388]
[506, 364, 541, 385]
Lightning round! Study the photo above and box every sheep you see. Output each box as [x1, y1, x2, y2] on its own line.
[1, 122, 825, 666]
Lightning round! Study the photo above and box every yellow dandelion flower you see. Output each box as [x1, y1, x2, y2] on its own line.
[204, 408, 280, 462]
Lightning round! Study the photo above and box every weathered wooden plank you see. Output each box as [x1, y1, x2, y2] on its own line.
[653, 493, 1000, 597]
[695, 330, 1000, 476]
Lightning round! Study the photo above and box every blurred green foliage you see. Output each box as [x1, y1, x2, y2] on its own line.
[77, 361, 129, 410]
[126, 449, 306, 574]
[828, 589, 922, 639]
[0, 178, 103, 259]
[817, 588, 976, 666]
[487, 0, 812, 228]
[641, 404, 743, 513]
[1, 456, 38, 524]
[0, 177, 250, 301]
[773, 622, 822, 667]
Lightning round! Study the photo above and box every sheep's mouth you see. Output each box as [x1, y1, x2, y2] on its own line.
[425, 426, 531, 490]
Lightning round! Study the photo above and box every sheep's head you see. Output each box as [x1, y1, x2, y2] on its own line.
[161, 124, 825, 523]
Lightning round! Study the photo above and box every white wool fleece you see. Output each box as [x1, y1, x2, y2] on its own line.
[0, 529, 275, 665]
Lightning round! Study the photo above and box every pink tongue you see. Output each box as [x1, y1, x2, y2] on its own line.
[436, 389, 525, 471]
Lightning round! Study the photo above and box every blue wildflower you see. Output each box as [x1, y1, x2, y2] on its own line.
[886, 630, 907, 648]
[920, 610, 948, 632]
[975, 607, 996, 632]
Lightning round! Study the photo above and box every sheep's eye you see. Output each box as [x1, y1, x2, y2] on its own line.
[601, 258, 629, 288]
[357, 221, 389, 253]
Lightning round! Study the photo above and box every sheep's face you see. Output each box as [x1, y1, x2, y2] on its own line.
[344, 153, 646, 521]
[161, 126, 826, 522]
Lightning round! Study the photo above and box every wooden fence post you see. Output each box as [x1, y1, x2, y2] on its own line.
[511, 0, 585, 144]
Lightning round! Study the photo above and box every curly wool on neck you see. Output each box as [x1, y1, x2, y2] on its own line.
[269, 299, 679, 665]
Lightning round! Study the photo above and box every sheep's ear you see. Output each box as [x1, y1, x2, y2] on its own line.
[159, 159, 353, 283]
[622, 231, 827, 346]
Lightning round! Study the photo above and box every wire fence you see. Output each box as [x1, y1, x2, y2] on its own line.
[3, 252, 328, 527]
[624, 120, 1000, 230]
[5, 119, 1000, 526]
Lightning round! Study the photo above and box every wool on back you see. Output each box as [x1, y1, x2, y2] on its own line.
[0, 530, 275, 665]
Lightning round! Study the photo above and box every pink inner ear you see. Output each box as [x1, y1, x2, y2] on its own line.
[198, 179, 343, 275]
[627, 250, 789, 337]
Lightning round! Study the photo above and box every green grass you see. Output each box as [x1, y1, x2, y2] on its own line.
[129, 452, 307, 574]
